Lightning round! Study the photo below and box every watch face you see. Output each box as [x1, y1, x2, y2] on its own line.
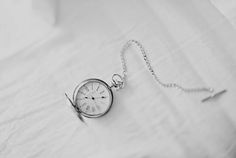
[74, 79, 113, 118]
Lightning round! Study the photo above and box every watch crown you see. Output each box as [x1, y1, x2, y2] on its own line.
[111, 74, 125, 91]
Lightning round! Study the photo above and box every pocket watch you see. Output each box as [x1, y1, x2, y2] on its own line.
[65, 74, 124, 122]
[65, 40, 226, 123]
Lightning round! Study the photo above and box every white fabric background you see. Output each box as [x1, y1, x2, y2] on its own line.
[0, 0, 236, 158]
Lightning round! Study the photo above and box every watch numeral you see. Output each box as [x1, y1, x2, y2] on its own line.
[96, 84, 100, 91]
[79, 91, 86, 95]
[86, 106, 90, 111]
[84, 86, 89, 92]
[92, 107, 95, 112]
[95, 104, 100, 111]
[98, 100, 105, 105]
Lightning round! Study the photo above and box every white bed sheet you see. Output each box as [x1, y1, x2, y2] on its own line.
[0, 0, 236, 158]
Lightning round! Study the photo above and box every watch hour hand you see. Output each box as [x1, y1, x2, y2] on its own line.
[65, 93, 85, 123]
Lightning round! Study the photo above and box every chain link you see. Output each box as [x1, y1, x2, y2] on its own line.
[119, 40, 214, 94]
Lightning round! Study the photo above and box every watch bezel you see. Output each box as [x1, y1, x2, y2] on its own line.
[73, 78, 113, 118]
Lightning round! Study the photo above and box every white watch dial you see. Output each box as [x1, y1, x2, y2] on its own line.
[75, 79, 113, 118]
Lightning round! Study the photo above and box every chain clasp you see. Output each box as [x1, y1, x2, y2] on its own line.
[111, 74, 125, 91]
